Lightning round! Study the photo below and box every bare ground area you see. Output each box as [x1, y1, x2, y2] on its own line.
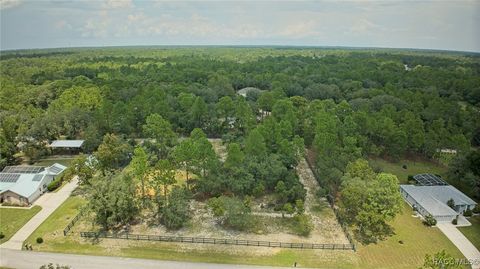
[296, 157, 349, 244]
[208, 138, 227, 161]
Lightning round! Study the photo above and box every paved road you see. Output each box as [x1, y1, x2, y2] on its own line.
[437, 223, 480, 269]
[0, 177, 78, 250]
[0, 249, 292, 269]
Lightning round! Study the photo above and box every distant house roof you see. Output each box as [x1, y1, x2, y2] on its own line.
[400, 185, 477, 217]
[0, 163, 67, 199]
[237, 87, 263, 97]
[50, 140, 84, 148]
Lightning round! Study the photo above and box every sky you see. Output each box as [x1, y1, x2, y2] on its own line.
[1, 0, 479, 52]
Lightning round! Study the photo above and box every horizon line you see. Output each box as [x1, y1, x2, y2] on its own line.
[1, 44, 479, 55]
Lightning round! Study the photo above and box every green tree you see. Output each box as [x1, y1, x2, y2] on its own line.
[130, 146, 149, 203]
[245, 128, 267, 158]
[88, 175, 138, 230]
[172, 138, 195, 182]
[142, 113, 177, 158]
[70, 154, 95, 185]
[161, 187, 191, 229]
[94, 134, 132, 173]
[224, 143, 244, 169]
[340, 159, 403, 243]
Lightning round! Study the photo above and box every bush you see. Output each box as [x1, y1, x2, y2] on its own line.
[473, 205, 480, 214]
[452, 218, 458, 225]
[463, 208, 473, 217]
[407, 175, 414, 181]
[221, 196, 254, 231]
[47, 178, 62, 191]
[402, 164, 407, 169]
[316, 187, 327, 198]
[36, 237, 44, 244]
[292, 214, 313, 236]
[0, 232, 4, 239]
[423, 214, 437, 227]
[207, 197, 225, 217]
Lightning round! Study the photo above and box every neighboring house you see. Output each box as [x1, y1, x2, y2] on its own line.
[0, 163, 67, 206]
[400, 174, 477, 223]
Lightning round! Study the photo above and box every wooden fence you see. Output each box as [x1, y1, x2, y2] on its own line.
[80, 231, 355, 250]
[63, 206, 87, 236]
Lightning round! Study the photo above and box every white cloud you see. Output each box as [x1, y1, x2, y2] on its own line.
[54, 19, 73, 30]
[103, 0, 133, 9]
[0, 0, 21, 10]
[279, 20, 320, 39]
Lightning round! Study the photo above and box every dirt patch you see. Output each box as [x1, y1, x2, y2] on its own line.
[208, 138, 227, 161]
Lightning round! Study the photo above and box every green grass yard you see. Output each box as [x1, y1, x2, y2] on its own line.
[34, 158, 73, 167]
[458, 216, 480, 250]
[368, 157, 447, 184]
[0, 206, 41, 244]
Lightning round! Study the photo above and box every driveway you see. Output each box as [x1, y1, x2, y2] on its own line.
[0, 177, 78, 250]
[437, 223, 480, 269]
[0, 249, 291, 269]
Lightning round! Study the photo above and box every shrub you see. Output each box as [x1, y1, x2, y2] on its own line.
[0, 232, 4, 239]
[463, 208, 473, 217]
[473, 205, 480, 214]
[402, 164, 407, 169]
[316, 187, 327, 198]
[446, 198, 455, 209]
[47, 178, 62, 191]
[207, 197, 225, 217]
[292, 214, 313, 236]
[222, 196, 254, 231]
[452, 218, 458, 225]
[252, 183, 265, 197]
[283, 203, 294, 215]
[407, 175, 414, 182]
[423, 214, 437, 226]
[36, 237, 44, 244]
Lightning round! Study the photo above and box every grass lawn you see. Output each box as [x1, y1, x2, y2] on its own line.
[458, 216, 480, 250]
[369, 157, 447, 184]
[25, 196, 87, 249]
[355, 202, 466, 269]
[24, 196, 467, 269]
[34, 158, 73, 167]
[0, 206, 41, 244]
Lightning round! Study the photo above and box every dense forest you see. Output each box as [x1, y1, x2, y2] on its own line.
[1, 47, 479, 239]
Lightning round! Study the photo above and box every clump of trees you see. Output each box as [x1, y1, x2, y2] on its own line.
[338, 159, 403, 243]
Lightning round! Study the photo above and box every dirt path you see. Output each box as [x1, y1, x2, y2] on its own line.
[296, 157, 349, 244]
[297, 158, 321, 214]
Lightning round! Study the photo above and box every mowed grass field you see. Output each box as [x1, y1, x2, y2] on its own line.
[458, 216, 480, 250]
[368, 157, 448, 184]
[355, 202, 465, 268]
[0, 206, 41, 244]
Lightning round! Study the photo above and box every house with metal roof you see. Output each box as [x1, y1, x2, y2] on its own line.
[0, 163, 67, 206]
[400, 182, 477, 223]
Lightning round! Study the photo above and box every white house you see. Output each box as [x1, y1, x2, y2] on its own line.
[400, 184, 477, 223]
[0, 163, 67, 206]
